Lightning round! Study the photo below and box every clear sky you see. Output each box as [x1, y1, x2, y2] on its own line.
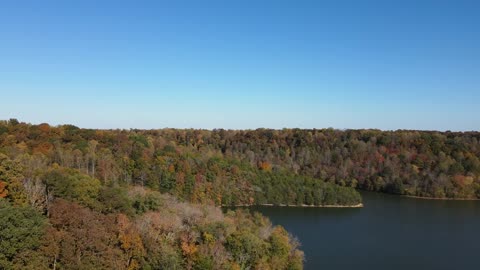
[0, 0, 478, 131]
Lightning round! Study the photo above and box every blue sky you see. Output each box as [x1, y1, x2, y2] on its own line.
[0, 0, 478, 130]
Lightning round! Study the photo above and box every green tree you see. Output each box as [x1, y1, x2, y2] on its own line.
[43, 167, 101, 208]
[0, 201, 46, 269]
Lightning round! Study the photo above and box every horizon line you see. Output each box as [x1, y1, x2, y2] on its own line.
[1, 118, 478, 133]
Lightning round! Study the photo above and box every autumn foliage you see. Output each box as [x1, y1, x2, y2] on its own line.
[0, 181, 7, 198]
[0, 119, 306, 269]
[1, 120, 477, 200]
[2, 118, 480, 269]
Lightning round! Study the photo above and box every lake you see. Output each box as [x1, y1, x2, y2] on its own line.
[247, 192, 480, 270]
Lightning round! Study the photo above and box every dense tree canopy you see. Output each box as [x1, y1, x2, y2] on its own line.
[1, 119, 478, 199]
[0, 119, 312, 269]
[0, 120, 362, 206]
[0, 190, 304, 270]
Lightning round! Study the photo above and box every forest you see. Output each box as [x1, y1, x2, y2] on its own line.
[1, 119, 479, 269]
[2, 119, 477, 200]
[0, 119, 361, 207]
[0, 119, 357, 270]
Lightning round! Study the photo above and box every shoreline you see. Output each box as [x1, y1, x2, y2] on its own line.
[223, 203, 364, 208]
[402, 195, 480, 201]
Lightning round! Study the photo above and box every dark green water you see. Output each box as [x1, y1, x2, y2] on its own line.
[248, 192, 480, 270]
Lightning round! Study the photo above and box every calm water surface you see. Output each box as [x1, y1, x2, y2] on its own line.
[248, 192, 480, 270]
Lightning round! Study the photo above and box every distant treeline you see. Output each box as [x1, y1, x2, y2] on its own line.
[2, 120, 479, 199]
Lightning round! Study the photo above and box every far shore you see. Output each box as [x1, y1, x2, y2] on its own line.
[223, 203, 364, 208]
[402, 195, 480, 201]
